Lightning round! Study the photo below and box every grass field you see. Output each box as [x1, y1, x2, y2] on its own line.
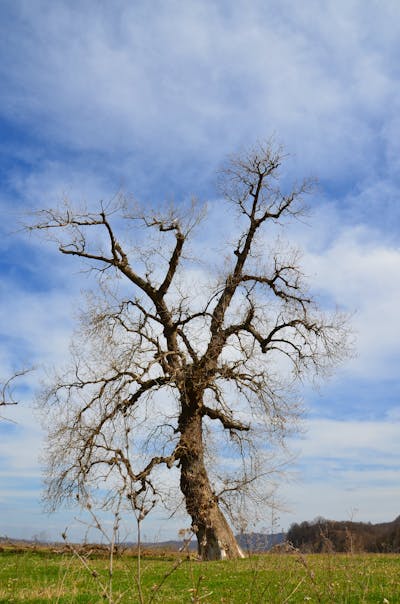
[1, 545, 399, 603]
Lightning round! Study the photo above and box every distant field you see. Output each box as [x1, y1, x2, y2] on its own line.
[1, 546, 400, 603]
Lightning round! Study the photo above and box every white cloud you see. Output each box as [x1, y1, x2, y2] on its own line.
[277, 414, 400, 529]
[0, 282, 78, 370]
[301, 223, 400, 378]
[1, 0, 399, 187]
[295, 417, 400, 459]
[281, 481, 400, 528]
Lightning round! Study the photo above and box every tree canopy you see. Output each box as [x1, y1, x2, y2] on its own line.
[31, 143, 350, 559]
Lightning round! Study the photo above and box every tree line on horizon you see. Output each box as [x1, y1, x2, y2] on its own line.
[287, 516, 400, 553]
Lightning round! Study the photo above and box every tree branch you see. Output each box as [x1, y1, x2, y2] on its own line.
[202, 405, 250, 432]
[158, 230, 185, 298]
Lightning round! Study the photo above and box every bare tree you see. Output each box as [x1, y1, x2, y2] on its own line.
[30, 143, 350, 560]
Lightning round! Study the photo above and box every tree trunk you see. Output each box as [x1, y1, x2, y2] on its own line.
[178, 402, 244, 560]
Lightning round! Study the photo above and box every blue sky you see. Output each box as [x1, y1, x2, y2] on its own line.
[1, 0, 400, 542]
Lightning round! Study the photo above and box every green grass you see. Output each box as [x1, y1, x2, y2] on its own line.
[1, 547, 400, 603]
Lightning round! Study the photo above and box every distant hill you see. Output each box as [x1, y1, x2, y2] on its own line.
[236, 532, 286, 552]
[287, 516, 400, 553]
[126, 532, 285, 553]
[0, 533, 285, 553]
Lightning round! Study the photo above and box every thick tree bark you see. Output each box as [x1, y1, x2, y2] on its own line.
[178, 394, 244, 560]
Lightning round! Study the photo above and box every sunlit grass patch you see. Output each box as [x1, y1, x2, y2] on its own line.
[1, 548, 400, 603]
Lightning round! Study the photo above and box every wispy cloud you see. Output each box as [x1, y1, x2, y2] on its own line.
[1, 1, 399, 191]
[281, 413, 400, 527]
[303, 224, 400, 379]
[1, 0, 400, 538]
